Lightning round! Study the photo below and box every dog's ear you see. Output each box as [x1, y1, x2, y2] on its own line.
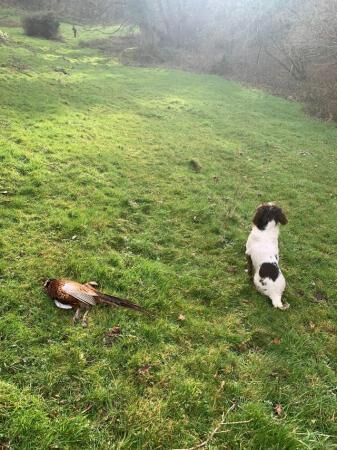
[275, 206, 288, 225]
[252, 204, 270, 230]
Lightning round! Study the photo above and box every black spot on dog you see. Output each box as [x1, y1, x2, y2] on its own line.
[253, 204, 288, 230]
[259, 262, 279, 281]
[259, 278, 267, 286]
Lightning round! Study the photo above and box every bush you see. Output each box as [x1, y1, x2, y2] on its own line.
[22, 13, 60, 40]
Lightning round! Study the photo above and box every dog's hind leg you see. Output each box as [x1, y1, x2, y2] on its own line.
[246, 254, 254, 281]
[270, 295, 289, 310]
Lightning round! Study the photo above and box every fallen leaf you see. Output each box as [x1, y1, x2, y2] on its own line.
[107, 326, 121, 335]
[128, 200, 138, 209]
[309, 321, 316, 330]
[103, 326, 122, 345]
[138, 364, 151, 376]
[178, 314, 186, 321]
[274, 403, 283, 416]
[272, 337, 281, 345]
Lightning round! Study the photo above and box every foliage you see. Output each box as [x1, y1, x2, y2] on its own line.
[120, 0, 337, 120]
[0, 11, 337, 449]
[22, 12, 60, 39]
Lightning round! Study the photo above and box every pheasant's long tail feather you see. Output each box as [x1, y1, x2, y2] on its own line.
[98, 292, 148, 314]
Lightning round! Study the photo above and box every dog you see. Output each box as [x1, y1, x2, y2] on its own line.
[245, 203, 289, 310]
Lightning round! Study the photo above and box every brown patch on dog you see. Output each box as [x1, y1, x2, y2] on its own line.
[259, 262, 279, 281]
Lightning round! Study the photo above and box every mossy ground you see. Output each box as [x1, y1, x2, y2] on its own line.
[0, 8, 337, 450]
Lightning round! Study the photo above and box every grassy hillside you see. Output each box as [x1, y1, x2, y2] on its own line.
[1, 10, 337, 450]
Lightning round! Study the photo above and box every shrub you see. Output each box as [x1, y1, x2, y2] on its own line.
[22, 13, 60, 40]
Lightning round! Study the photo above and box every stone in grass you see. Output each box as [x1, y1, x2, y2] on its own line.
[189, 159, 202, 172]
[314, 291, 328, 303]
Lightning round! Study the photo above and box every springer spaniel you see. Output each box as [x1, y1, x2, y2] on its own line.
[245, 203, 289, 310]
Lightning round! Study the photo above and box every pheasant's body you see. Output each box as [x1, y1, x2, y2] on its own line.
[46, 279, 98, 309]
[44, 279, 146, 325]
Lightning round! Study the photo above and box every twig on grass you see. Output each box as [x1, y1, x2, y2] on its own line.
[173, 404, 252, 450]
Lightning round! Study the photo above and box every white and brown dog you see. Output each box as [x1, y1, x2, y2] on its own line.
[245, 203, 289, 310]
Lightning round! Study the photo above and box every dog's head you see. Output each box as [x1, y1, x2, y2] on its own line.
[252, 203, 288, 230]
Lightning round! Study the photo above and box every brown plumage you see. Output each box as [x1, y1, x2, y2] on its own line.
[44, 278, 147, 325]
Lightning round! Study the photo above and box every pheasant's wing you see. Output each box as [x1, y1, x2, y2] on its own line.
[62, 281, 98, 306]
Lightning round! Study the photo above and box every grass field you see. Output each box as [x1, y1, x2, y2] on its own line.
[1, 9, 337, 450]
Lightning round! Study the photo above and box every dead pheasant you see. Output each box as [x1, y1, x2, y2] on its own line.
[44, 279, 147, 326]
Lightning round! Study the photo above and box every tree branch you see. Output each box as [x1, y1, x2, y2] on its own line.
[173, 404, 252, 450]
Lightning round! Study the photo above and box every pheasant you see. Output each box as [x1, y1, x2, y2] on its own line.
[44, 279, 146, 326]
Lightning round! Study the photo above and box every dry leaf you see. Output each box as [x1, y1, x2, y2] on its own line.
[178, 314, 186, 321]
[138, 364, 151, 376]
[107, 326, 122, 336]
[309, 321, 316, 330]
[128, 200, 139, 209]
[274, 403, 283, 416]
[272, 337, 281, 345]
[103, 326, 122, 345]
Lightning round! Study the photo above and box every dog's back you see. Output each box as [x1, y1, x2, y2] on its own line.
[246, 203, 289, 310]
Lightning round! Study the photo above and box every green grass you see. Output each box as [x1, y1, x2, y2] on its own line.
[1, 10, 337, 450]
